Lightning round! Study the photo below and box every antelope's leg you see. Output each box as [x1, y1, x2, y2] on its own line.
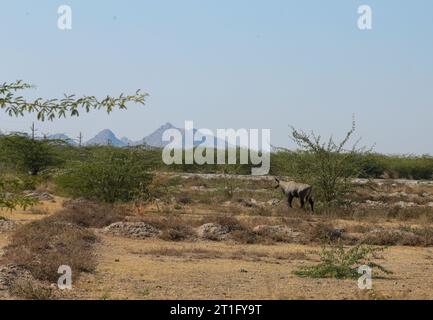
[300, 197, 305, 208]
[287, 194, 293, 208]
[309, 197, 314, 212]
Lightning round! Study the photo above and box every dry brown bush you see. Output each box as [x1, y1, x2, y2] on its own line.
[58, 200, 127, 228]
[177, 195, 193, 205]
[9, 279, 53, 300]
[203, 215, 246, 232]
[160, 226, 194, 242]
[1, 218, 97, 282]
[306, 223, 344, 244]
[230, 230, 261, 244]
[362, 227, 433, 246]
[137, 216, 196, 241]
[411, 227, 433, 246]
[250, 206, 273, 217]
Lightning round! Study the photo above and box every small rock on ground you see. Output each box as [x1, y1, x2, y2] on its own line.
[103, 222, 161, 239]
[23, 191, 54, 201]
[196, 223, 231, 241]
[0, 220, 17, 233]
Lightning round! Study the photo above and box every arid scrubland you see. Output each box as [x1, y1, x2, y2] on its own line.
[1, 173, 433, 300]
[1, 94, 433, 299]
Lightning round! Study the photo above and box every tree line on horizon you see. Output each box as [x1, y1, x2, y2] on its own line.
[1, 80, 433, 211]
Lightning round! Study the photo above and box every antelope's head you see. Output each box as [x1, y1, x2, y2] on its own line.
[274, 177, 281, 189]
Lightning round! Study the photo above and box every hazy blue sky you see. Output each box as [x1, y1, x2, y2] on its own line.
[1, 0, 433, 154]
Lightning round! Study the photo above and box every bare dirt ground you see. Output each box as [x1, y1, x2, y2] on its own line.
[2, 175, 433, 300]
[65, 235, 433, 300]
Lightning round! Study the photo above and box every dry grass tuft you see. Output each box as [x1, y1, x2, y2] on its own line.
[58, 200, 127, 228]
[307, 223, 344, 244]
[137, 216, 196, 241]
[9, 279, 53, 300]
[2, 218, 97, 283]
[362, 227, 433, 247]
[203, 215, 246, 232]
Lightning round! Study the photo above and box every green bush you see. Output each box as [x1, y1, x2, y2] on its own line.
[56, 148, 153, 203]
[0, 133, 66, 175]
[294, 243, 391, 279]
[271, 150, 433, 181]
[357, 154, 386, 178]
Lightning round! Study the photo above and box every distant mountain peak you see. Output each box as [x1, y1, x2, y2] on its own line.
[46, 133, 77, 145]
[96, 129, 117, 137]
[85, 129, 126, 147]
[139, 123, 176, 147]
[160, 122, 176, 130]
[56, 122, 233, 149]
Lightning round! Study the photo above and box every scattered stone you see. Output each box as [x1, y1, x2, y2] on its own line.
[0, 264, 55, 299]
[103, 222, 161, 239]
[196, 223, 231, 241]
[237, 198, 262, 208]
[363, 200, 387, 207]
[245, 198, 258, 207]
[393, 201, 419, 208]
[23, 191, 54, 201]
[190, 186, 205, 191]
[0, 220, 17, 233]
[266, 199, 280, 206]
[0, 264, 33, 292]
[190, 186, 218, 192]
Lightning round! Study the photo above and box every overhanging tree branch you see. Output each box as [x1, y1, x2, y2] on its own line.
[0, 80, 148, 121]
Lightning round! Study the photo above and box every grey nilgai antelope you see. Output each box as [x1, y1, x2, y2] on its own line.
[274, 177, 314, 212]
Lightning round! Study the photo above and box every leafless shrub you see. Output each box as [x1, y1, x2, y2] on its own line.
[203, 215, 245, 232]
[9, 279, 53, 300]
[230, 230, 261, 244]
[178, 195, 193, 205]
[58, 200, 127, 228]
[307, 223, 344, 244]
[138, 216, 196, 241]
[2, 219, 97, 282]
[362, 227, 433, 247]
